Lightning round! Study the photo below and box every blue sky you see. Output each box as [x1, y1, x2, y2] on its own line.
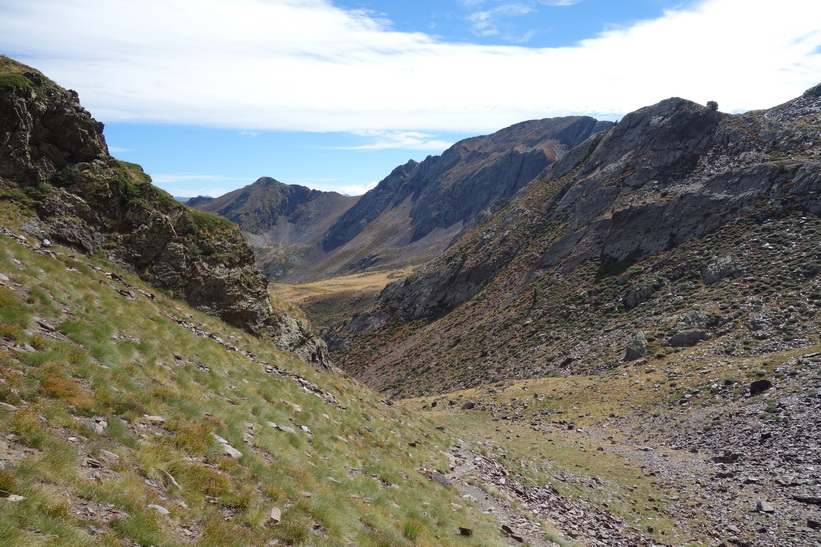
[3, 0, 821, 197]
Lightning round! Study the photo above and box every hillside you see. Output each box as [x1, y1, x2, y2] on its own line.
[191, 117, 611, 283]
[0, 56, 328, 369]
[331, 87, 821, 398]
[0, 219, 536, 545]
[303, 84, 821, 546]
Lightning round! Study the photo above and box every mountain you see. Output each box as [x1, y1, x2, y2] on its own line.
[187, 177, 359, 281]
[331, 85, 821, 398]
[190, 116, 611, 283]
[0, 56, 329, 368]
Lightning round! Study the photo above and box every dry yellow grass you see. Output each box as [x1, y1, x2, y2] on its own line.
[271, 267, 415, 304]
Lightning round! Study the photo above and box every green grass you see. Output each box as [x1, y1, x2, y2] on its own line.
[0, 73, 32, 91]
[0, 229, 511, 546]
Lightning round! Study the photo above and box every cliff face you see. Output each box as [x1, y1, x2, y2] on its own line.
[0, 57, 329, 369]
[333, 87, 821, 397]
[310, 117, 613, 280]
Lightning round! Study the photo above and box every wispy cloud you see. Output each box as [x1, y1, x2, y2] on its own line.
[148, 174, 248, 185]
[323, 131, 454, 151]
[148, 173, 252, 197]
[538, 0, 584, 6]
[2, 0, 820, 134]
[467, 3, 536, 38]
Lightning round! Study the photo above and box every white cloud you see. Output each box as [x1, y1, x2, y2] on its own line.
[148, 173, 251, 197]
[338, 181, 379, 196]
[2, 0, 820, 134]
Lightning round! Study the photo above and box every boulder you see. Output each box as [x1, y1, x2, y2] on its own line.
[702, 256, 743, 285]
[667, 330, 708, 347]
[624, 331, 648, 361]
[750, 379, 773, 396]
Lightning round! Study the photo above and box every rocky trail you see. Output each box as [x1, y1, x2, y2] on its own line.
[444, 443, 662, 546]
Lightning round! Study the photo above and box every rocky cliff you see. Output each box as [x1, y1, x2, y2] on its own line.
[332, 85, 821, 397]
[0, 56, 329, 368]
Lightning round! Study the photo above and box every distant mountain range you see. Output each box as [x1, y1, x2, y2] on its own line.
[189, 117, 612, 282]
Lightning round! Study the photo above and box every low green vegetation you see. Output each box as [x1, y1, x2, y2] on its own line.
[0, 229, 510, 545]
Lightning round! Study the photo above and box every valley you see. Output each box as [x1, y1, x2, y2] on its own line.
[2, 54, 821, 546]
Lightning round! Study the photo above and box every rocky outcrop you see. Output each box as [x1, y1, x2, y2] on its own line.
[0, 58, 107, 184]
[0, 57, 330, 369]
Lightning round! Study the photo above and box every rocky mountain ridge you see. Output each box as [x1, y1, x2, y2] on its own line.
[330, 84, 821, 396]
[190, 116, 611, 283]
[0, 56, 329, 368]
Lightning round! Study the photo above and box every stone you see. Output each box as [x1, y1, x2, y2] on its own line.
[461, 400, 476, 410]
[147, 504, 170, 516]
[0, 402, 18, 412]
[713, 453, 740, 464]
[99, 449, 120, 462]
[2, 494, 25, 502]
[702, 256, 744, 285]
[667, 330, 708, 347]
[458, 527, 473, 537]
[756, 501, 775, 513]
[750, 379, 772, 396]
[0, 273, 8, 282]
[212, 434, 243, 458]
[143, 415, 166, 424]
[624, 331, 648, 361]
[283, 401, 302, 413]
[269, 506, 282, 524]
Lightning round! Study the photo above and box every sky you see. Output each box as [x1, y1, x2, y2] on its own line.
[2, 0, 821, 197]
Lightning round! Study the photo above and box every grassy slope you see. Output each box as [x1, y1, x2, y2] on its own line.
[0, 206, 513, 546]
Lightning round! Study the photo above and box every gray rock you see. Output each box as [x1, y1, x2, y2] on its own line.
[624, 283, 657, 310]
[624, 331, 648, 361]
[147, 504, 170, 516]
[756, 501, 775, 513]
[667, 330, 708, 347]
[750, 379, 773, 395]
[702, 256, 744, 285]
